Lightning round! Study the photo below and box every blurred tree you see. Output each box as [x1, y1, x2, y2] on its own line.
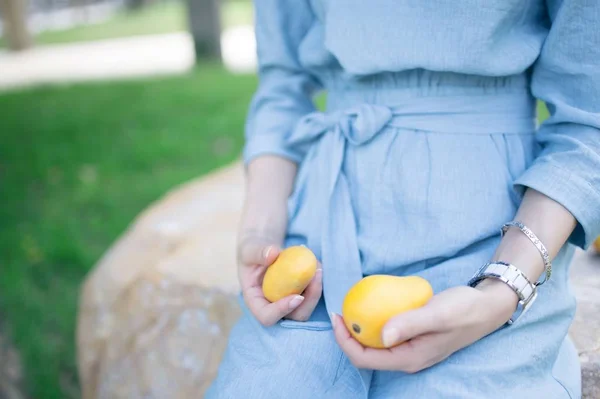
[186, 0, 221, 61]
[0, 0, 33, 51]
[125, 0, 154, 11]
[69, 0, 89, 24]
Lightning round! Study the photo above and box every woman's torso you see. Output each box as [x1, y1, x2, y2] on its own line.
[299, 0, 551, 83]
[285, 0, 552, 279]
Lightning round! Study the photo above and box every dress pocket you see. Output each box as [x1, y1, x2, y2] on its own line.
[489, 133, 536, 208]
[278, 319, 332, 331]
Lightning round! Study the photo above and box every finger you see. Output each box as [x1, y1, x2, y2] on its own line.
[244, 286, 305, 326]
[330, 313, 403, 370]
[332, 313, 432, 372]
[381, 306, 441, 348]
[387, 332, 452, 373]
[286, 268, 323, 321]
[239, 240, 280, 267]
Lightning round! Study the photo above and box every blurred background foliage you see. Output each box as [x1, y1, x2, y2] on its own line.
[0, 66, 256, 398]
[1, 0, 257, 397]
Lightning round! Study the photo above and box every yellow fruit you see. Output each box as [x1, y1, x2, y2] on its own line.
[262, 246, 318, 302]
[342, 275, 434, 348]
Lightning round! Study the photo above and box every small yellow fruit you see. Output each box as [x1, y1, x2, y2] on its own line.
[262, 246, 318, 302]
[342, 275, 434, 348]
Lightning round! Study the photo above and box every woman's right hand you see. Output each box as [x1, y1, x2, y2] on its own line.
[238, 155, 323, 326]
[237, 233, 323, 326]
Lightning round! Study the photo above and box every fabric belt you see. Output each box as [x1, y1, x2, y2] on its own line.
[287, 95, 536, 316]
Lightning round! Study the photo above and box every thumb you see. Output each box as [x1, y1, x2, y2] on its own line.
[381, 307, 438, 348]
[239, 239, 280, 266]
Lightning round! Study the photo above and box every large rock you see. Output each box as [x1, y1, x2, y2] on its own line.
[77, 163, 243, 399]
[569, 249, 600, 399]
[77, 161, 600, 398]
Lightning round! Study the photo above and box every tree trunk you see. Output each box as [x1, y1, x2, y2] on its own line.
[0, 0, 33, 51]
[124, 0, 154, 12]
[185, 0, 221, 62]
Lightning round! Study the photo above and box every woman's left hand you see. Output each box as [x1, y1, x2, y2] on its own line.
[331, 280, 519, 373]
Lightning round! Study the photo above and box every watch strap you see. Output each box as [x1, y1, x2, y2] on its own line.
[468, 261, 537, 325]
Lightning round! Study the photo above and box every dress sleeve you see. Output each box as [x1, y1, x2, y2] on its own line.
[514, 0, 600, 249]
[243, 0, 322, 165]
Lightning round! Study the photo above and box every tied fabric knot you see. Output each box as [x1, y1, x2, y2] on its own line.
[284, 103, 395, 395]
[287, 103, 394, 149]
[284, 103, 395, 321]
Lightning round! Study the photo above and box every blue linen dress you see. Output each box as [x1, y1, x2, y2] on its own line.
[207, 1, 600, 398]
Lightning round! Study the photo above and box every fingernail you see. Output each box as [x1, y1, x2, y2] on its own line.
[262, 246, 272, 260]
[330, 312, 338, 328]
[382, 327, 400, 348]
[289, 295, 304, 310]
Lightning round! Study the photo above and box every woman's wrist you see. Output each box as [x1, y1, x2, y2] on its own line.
[490, 189, 577, 284]
[491, 227, 545, 284]
[241, 155, 297, 243]
[474, 187, 576, 327]
[475, 224, 543, 326]
[239, 202, 288, 244]
[473, 278, 520, 326]
[242, 184, 289, 240]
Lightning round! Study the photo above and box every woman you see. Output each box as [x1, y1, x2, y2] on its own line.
[207, 1, 600, 398]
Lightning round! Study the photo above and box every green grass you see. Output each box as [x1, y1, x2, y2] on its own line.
[0, 66, 257, 398]
[0, 0, 253, 48]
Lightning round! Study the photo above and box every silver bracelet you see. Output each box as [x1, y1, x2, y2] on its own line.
[501, 221, 551, 286]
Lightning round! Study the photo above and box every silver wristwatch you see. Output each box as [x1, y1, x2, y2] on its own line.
[468, 261, 538, 325]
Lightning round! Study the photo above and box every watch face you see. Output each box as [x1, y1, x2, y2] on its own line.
[524, 289, 538, 306]
[516, 290, 538, 323]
